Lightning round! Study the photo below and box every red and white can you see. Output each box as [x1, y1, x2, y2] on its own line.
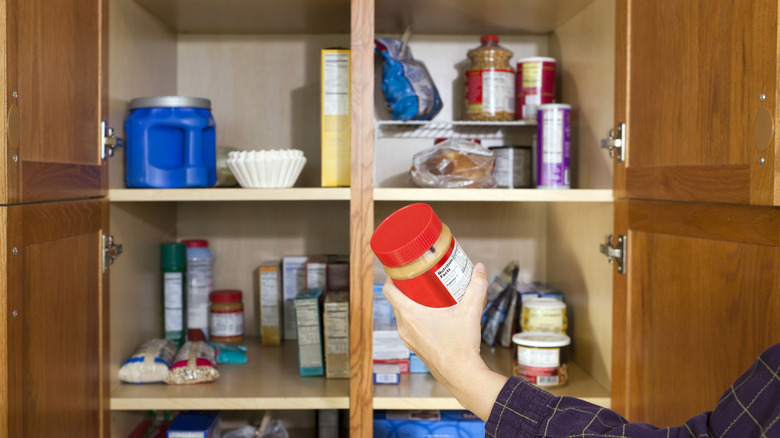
[516, 57, 556, 120]
[512, 332, 570, 388]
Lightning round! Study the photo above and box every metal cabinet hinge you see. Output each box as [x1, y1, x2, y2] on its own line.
[102, 234, 123, 273]
[599, 234, 626, 274]
[601, 122, 626, 162]
[101, 121, 124, 160]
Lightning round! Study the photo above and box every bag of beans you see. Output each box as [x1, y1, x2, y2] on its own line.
[165, 341, 220, 385]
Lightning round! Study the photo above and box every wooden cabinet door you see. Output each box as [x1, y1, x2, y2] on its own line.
[2, 199, 109, 438]
[2, 0, 108, 204]
[610, 199, 780, 426]
[614, 0, 779, 205]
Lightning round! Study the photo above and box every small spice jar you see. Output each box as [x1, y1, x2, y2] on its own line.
[522, 298, 567, 334]
[464, 35, 515, 121]
[513, 332, 570, 388]
[208, 290, 244, 345]
[370, 203, 474, 308]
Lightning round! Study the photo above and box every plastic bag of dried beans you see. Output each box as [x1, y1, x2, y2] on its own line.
[375, 38, 443, 121]
[165, 341, 220, 385]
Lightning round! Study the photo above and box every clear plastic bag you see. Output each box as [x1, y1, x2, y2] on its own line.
[410, 139, 497, 188]
[375, 38, 443, 121]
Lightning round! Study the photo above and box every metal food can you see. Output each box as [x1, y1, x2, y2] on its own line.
[489, 146, 532, 188]
[512, 332, 570, 388]
[516, 57, 556, 120]
[536, 104, 570, 189]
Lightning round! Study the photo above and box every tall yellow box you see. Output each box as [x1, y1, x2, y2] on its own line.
[321, 49, 350, 187]
[258, 263, 282, 346]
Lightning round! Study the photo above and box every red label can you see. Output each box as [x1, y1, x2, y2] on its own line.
[516, 57, 556, 120]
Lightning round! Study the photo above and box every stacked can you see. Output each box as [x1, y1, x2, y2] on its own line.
[516, 57, 556, 121]
[536, 104, 571, 189]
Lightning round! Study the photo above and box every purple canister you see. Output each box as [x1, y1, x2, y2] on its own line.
[536, 104, 571, 189]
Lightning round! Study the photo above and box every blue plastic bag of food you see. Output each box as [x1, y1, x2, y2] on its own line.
[375, 38, 443, 121]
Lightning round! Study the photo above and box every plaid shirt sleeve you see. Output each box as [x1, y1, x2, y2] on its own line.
[485, 342, 780, 437]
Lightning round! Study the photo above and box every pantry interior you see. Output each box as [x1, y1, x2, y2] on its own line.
[107, 0, 615, 436]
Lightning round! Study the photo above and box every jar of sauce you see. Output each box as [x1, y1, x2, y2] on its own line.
[371, 203, 474, 307]
[209, 290, 244, 345]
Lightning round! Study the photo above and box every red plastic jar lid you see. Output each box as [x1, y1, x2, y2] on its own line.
[481, 35, 499, 43]
[210, 290, 242, 302]
[182, 239, 208, 247]
[370, 203, 443, 267]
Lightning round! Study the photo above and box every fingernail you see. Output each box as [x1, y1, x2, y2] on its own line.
[475, 263, 486, 275]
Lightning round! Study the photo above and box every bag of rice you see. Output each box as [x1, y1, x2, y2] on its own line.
[165, 341, 220, 385]
[118, 338, 177, 384]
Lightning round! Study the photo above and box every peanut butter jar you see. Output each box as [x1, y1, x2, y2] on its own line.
[371, 203, 474, 307]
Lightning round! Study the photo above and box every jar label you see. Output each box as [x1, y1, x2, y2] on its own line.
[466, 69, 515, 113]
[434, 239, 473, 302]
[523, 307, 566, 333]
[517, 345, 561, 386]
[210, 311, 244, 337]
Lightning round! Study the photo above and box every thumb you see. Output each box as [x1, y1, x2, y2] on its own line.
[460, 263, 488, 308]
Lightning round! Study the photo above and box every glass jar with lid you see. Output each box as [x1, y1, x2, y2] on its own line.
[464, 35, 516, 121]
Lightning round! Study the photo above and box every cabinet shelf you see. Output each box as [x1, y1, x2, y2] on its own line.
[374, 188, 613, 203]
[376, 120, 536, 140]
[374, 345, 611, 410]
[108, 188, 351, 202]
[110, 340, 349, 410]
[131, 0, 595, 35]
[132, 0, 350, 34]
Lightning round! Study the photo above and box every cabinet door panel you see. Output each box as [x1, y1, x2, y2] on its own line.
[5, 199, 109, 437]
[615, 0, 778, 205]
[4, 0, 108, 203]
[611, 200, 780, 426]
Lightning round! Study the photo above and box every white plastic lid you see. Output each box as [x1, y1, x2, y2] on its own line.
[513, 332, 571, 348]
[523, 297, 566, 310]
[538, 103, 571, 110]
[517, 56, 556, 64]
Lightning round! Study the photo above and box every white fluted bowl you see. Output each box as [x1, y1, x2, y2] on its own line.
[226, 149, 306, 188]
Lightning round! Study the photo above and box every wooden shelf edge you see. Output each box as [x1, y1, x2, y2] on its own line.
[372, 356, 611, 411]
[108, 188, 351, 202]
[374, 188, 614, 203]
[110, 397, 350, 411]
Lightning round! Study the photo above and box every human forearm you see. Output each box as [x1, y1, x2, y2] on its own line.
[432, 355, 509, 421]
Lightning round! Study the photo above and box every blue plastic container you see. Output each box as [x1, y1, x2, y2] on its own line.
[125, 96, 216, 188]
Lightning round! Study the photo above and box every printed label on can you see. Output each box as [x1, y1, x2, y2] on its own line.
[467, 69, 515, 113]
[537, 107, 570, 188]
[210, 311, 244, 337]
[517, 346, 560, 386]
[518, 61, 556, 119]
[434, 239, 474, 302]
[523, 307, 566, 333]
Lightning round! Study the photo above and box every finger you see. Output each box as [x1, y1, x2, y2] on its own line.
[461, 263, 488, 308]
[381, 276, 417, 311]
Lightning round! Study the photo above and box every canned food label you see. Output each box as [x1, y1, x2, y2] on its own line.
[537, 107, 570, 188]
[210, 311, 244, 337]
[435, 239, 474, 303]
[518, 61, 556, 119]
[517, 345, 561, 386]
[523, 307, 566, 333]
[467, 69, 515, 113]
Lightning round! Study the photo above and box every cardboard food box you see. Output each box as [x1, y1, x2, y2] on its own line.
[321, 49, 351, 187]
[258, 262, 282, 346]
[167, 411, 220, 438]
[282, 256, 308, 340]
[323, 291, 349, 378]
[295, 288, 325, 376]
[374, 411, 485, 438]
